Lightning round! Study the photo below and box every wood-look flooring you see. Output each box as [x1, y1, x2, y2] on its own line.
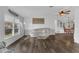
[8, 34, 79, 53]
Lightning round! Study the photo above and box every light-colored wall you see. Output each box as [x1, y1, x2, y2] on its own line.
[0, 6, 78, 47]
[74, 7, 79, 43]
[55, 7, 74, 33]
[24, 16, 56, 35]
[0, 7, 5, 42]
[0, 7, 24, 47]
[24, 7, 74, 35]
[9, 6, 74, 35]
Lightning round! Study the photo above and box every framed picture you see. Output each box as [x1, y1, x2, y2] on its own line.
[32, 18, 45, 24]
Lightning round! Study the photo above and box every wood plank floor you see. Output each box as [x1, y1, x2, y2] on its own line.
[7, 35, 79, 53]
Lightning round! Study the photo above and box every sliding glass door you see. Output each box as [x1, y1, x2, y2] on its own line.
[5, 15, 14, 39]
[4, 14, 21, 39]
[14, 18, 20, 35]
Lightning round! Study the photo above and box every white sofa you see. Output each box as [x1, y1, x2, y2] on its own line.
[28, 28, 55, 39]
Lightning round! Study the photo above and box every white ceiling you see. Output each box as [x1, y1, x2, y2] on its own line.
[8, 6, 74, 18]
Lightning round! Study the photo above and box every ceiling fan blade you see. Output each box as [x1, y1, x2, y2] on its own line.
[64, 12, 70, 14]
[66, 10, 71, 12]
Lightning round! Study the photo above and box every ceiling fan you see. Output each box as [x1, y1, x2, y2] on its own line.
[59, 9, 71, 16]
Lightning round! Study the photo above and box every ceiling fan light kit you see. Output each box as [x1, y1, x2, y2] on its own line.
[59, 11, 65, 16]
[59, 9, 71, 16]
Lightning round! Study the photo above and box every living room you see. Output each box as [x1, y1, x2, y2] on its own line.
[0, 6, 79, 53]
